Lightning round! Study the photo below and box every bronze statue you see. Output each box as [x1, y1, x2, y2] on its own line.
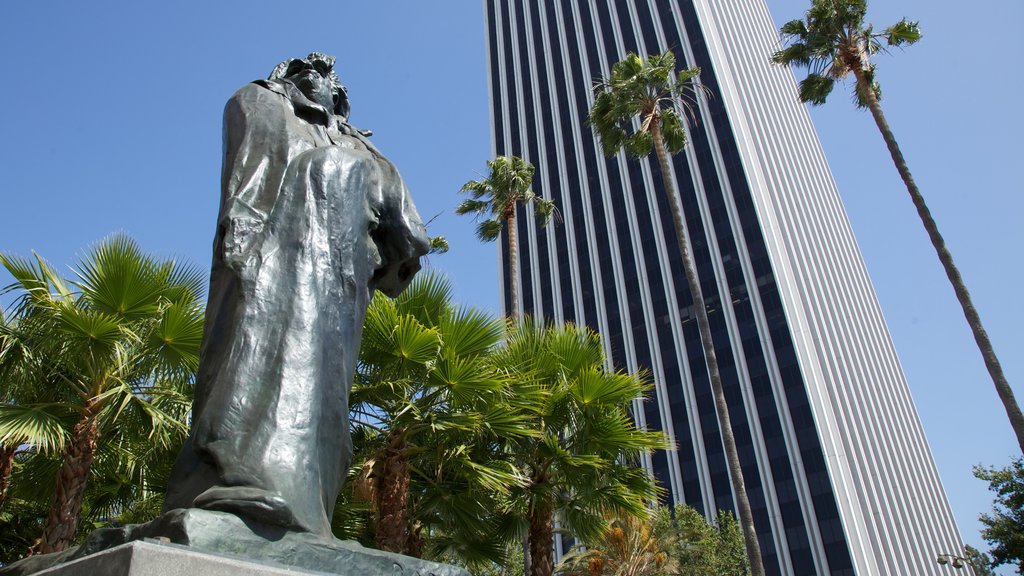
[163, 52, 430, 536]
[0, 54, 467, 576]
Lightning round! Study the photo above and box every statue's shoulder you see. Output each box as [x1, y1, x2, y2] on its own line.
[225, 80, 291, 119]
[229, 80, 287, 102]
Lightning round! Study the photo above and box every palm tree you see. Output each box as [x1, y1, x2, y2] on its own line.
[588, 51, 765, 576]
[456, 156, 555, 319]
[557, 512, 677, 576]
[351, 272, 536, 562]
[494, 320, 669, 576]
[0, 235, 204, 553]
[770, 0, 1024, 453]
[0, 311, 49, 511]
[0, 408, 187, 564]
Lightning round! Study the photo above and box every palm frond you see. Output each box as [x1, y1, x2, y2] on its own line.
[73, 234, 165, 319]
[884, 18, 921, 47]
[148, 299, 204, 372]
[438, 306, 503, 358]
[456, 155, 554, 245]
[661, 109, 688, 153]
[475, 219, 503, 243]
[454, 198, 491, 216]
[0, 404, 71, 453]
[798, 73, 836, 105]
[626, 130, 654, 157]
[395, 272, 452, 326]
[0, 253, 64, 317]
[589, 51, 705, 161]
[159, 259, 207, 305]
[773, 0, 918, 110]
[52, 299, 126, 355]
[427, 235, 449, 255]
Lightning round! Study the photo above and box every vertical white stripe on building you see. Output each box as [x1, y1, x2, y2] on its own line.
[692, 0, 966, 573]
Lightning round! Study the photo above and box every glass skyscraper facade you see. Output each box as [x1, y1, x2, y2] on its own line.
[485, 1, 965, 574]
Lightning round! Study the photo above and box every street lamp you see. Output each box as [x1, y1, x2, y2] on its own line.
[936, 553, 966, 569]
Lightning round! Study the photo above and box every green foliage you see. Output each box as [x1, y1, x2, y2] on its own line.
[0, 235, 203, 553]
[494, 320, 669, 560]
[588, 48, 773, 576]
[770, 0, 920, 108]
[885, 18, 922, 47]
[446, 541, 525, 576]
[653, 505, 750, 576]
[329, 461, 377, 545]
[558, 512, 676, 576]
[0, 488, 47, 564]
[797, 74, 835, 106]
[964, 545, 996, 576]
[588, 51, 705, 159]
[556, 505, 749, 576]
[0, 410, 186, 564]
[350, 272, 536, 566]
[975, 457, 1024, 573]
[456, 156, 555, 243]
[428, 235, 450, 255]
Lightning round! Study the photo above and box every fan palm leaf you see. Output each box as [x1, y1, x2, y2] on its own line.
[0, 234, 204, 553]
[491, 320, 670, 576]
[351, 272, 533, 561]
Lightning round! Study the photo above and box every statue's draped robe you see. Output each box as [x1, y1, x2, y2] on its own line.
[164, 79, 429, 536]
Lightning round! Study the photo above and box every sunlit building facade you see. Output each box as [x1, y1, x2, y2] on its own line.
[484, 0, 966, 574]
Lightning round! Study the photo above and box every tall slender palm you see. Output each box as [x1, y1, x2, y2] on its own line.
[494, 320, 670, 576]
[771, 0, 1024, 453]
[351, 273, 535, 562]
[456, 156, 555, 319]
[0, 235, 204, 553]
[588, 51, 765, 576]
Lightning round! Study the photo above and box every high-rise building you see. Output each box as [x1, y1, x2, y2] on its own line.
[484, 1, 965, 574]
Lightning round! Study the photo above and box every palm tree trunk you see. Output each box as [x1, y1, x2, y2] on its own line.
[0, 443, 16, 509]
[522, 533, 532, 576]
[506, 202, 527, 573]
[528, 486, 554, 576]
[852, 68, 1024, 453]
[376, 429, 410, 554]
[404, 519, 424, 558]
[506, 209, 520, 321]
[650, 119, 765, 576]
[40, 401, 100, 554]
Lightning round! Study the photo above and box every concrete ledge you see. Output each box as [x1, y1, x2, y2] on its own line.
[1, 509, 467, 576]
[35, 540, 327, 576]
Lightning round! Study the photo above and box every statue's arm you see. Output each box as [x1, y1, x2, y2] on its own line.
[217, 84, 290, 267]
[370, 160, 430, 297]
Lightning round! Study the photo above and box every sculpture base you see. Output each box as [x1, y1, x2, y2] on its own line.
[29, 540, 326, 575]
[0, 509, 467, 576]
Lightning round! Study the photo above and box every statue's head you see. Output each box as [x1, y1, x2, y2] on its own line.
[270, 52, 350, 119]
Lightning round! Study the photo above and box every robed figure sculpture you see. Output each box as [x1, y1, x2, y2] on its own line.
[164, 52, 430, 536]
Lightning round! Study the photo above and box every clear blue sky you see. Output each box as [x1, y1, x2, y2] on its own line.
[2, 1, 1020, 570]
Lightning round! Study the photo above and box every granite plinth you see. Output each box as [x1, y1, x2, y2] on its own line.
[0, 509, 467, 576]
[33, 540, 325, 575]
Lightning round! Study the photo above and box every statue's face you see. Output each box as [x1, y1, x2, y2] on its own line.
[285, 59, 337, 112]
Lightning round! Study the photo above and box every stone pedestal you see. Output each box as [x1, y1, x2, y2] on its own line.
[33, 541, 324, 576]
[0, 509, 467, 576]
